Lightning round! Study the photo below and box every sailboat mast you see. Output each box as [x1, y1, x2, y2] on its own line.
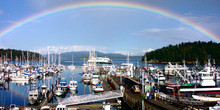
[10, 50, 12, 65]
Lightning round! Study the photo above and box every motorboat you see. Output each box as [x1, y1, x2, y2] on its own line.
[59, 78, 68, 91]
[10, 75, 30, 81]
[28, 88, 42, 105]
[153, 71, 166, 81]
[69, 80, 77, 91]
[11, 80, 29, 86]
[93, 84, 104, 93]
[9, 104, 19, 110]
[192, 95, 220, 101]
[41, 106, 51, 110]
[40, 84, 49, 97]
[68, 65, 75, 70]
[56, 104, 67, 110]
[81, 73, 92, 83]
[68, 55, 75, 70]
[54, 85, 65, 96]
[102, 102, 111, 110]
[91, 74, 100, 85]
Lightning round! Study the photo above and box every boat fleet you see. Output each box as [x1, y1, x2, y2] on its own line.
[1, 50, 220, 109]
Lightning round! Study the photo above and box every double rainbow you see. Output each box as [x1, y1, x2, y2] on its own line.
[0, 1, 219, 42]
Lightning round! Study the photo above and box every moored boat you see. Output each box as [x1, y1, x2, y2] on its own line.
[54, 85, 65, 96]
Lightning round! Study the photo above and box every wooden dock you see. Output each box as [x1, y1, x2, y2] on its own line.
[110, 75, 178, 110]
[39, 81, 58, 107]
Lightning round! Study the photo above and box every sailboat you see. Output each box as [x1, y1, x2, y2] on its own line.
[68, 55, 75, 70]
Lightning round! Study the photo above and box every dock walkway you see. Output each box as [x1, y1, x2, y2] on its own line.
[59, 90, 123, 106]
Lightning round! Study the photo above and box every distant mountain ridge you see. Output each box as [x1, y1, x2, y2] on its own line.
[58, 51, 141, 60]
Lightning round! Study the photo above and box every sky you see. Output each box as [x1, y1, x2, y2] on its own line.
[0, 0, 220, 56]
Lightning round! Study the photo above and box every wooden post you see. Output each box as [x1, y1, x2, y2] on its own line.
[215, 72, 217, 86]
[8, 71, 10, 81]
[177, 86, 180, 106]
[52, 85, 54, 94]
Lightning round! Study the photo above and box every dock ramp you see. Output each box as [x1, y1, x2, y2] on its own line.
[59, 90, 123, 105]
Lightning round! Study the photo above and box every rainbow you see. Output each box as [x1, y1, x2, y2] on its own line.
[0, 1, 219, 42]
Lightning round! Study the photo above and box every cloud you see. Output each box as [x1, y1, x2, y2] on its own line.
[133, 14, 220, 43]
[114, 48, 154, 56]
[32, 45, 107, 54]
[141, 48, 154, 53]
[133, 27, 209, 43]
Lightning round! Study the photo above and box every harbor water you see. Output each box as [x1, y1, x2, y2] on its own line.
[0, 59, 219, 106]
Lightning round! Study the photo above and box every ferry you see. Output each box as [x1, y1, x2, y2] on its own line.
[88, 56, 112, 64]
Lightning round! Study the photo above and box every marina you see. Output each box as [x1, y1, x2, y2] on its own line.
[0, 0, 220, 109]
[0, 52, 220, 110]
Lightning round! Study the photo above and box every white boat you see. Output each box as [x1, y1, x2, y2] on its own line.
[164, 62, 188, 75]
[81, 73, 92, 83]
[69, 80, 77, 91]
[41, 106, 51, 110]
[102, 102, 111, 110]
[28, 89, 42, 105]
[10, 75, 30, 81]
[91, 74, 100, 85]
[153, 71, 166, 81]
[87, 51, 112, 64]
[41, 84, 49, 97]
[199, 60, 216, 86]
[88, 56, 112, 64]
[9, 104, 19, 110]
[68, 55, 75, 70]
[148, 64, 157, 72]
[68, 65, 75, 70]
[11, 80, 29, 86]
[54, 85, 65, 96]
[56, 104, 67, 110]
[192, 95, 220, 101]
[93, 84, 104, 93]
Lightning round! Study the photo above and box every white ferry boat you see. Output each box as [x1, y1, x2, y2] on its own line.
[88, 56, 112, 64]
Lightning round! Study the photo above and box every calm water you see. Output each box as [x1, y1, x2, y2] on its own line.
[0, 59, 219, 106]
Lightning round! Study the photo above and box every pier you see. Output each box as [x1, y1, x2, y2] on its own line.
[59, 90, 123, 106]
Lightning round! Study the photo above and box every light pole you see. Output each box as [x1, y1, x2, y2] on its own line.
[142, 69, 145, 110]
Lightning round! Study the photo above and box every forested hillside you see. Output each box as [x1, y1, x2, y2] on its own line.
[0, 48, 42, 61]
[142, 41, 220, 64]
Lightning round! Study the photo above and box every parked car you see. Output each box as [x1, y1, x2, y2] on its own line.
[131, 85, 140, 93]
